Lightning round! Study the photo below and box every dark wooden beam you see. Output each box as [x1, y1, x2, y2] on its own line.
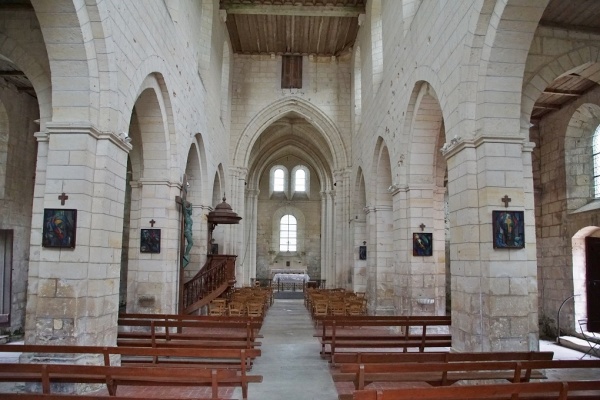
[222, 4, 365, 18]
[0, 70, 25, 76]
[0, 3, 34, 11]
[533, 103, 561, 111]
[539, 21, 600, 36]
[542, 88, 583, 97]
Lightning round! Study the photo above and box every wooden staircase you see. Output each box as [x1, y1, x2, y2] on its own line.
[182, 254, 237, 314]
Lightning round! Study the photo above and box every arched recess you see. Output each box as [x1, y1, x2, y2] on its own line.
[522, 48, 600, 130]
[564, 103, 600, 212]
[352, 167, 368, 292]
[211, 165, 226, 254]
[369, 137, 394, 314]
[121, 73, 175, 314]
[183, 135, 209, 277]
[233, 96, 348, 172]
[130, 74, 173, 181]
[476, 0, 547, 136]
[0, 34, 51, 127]
[120, 59, 178, 181]
[32, 0, 102, 123]
[402, 81, 448, 315]
[572, 227, 600, 330]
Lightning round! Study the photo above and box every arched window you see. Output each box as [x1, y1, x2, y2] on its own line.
[594, 125, 600, 198]
[280, 215, 297, 252]
[295, 169, 306, 192]
[274, 168, 285, 192]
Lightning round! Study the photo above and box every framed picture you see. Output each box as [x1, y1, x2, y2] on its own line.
[493, 210, 525, 249]
[140, 228, 161, 253]
[413, 232, 432, 256]
[42, 209, 77, 248]
[359, 245, 367, 260]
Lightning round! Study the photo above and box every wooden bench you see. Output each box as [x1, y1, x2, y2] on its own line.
[331, 350, 555, 368]
[0, 343, 261, 368]
[316, 316, 451, 359]
[117, 319, 262, 350]
[335, 359, 600, 391]
[0, 344, 262, 399]
[118, 312, 264, 328]
[0, 363, 261, 399]
[350, 380, 600, 400]
[2, 394, 233, 400]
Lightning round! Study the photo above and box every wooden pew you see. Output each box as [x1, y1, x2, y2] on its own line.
[117, 319, 262, 350]
[0, 345, 262, 399]
[335, 359, 600, 391]
[118, 312, 264, 327]
[316, 316, 451, 359]
[3, 394, 233, 400]
[351, 380, 600, 400]
[331, 350, 555, 368]
[0, 344, 261, 369]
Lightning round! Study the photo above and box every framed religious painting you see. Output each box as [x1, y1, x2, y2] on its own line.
[493, 210, 524, 249]
[413, 232, 432, 256]
[140, 228, 161, 253]
[42, 209, 77, 248]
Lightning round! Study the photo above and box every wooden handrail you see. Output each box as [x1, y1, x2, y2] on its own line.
[183, 255, 237, 314]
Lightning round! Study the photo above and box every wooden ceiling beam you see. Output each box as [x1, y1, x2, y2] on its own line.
[222, 4, 365, 18]
[0, 70, 25, 76]
[542, 88, 582, 97]
[533, 103, 561, 111]
[539, 21, 600, 36]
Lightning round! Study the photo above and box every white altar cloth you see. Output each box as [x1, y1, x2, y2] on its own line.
[272, 273, 310, 283]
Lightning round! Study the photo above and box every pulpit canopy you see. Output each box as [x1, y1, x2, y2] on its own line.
[208, 196, 242, 225]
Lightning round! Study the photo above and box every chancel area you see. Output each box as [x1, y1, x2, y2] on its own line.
[1, 1, 600, 392]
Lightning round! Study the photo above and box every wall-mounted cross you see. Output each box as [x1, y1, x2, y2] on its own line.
[150, 219, 156, 227]
[58, 192, 69, 205]
[501, 195, 512, 208]
[419, 223, 426, 231]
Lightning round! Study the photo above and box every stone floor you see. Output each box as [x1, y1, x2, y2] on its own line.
[1, 298, 599, 399]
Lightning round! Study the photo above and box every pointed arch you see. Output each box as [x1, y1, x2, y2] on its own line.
[233, 97, 349, 171]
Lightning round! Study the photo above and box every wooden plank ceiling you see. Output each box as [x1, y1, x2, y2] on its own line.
[534, 0, 600, 122]
[220, 0, 366, 57]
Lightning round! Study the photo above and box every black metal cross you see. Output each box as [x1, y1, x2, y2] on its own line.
[150, 219, 156, 227]
[58, 192, 68, 205]
[502, 195, 512, 208]
[419, 223, 426, 231]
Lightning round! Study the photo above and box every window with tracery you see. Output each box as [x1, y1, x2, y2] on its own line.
[279, 215, 297, 252]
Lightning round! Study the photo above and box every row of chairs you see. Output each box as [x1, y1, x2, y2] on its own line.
[305, 288, 367, 318]
[208, 286, 273, 318]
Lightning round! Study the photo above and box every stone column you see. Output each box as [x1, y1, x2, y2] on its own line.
[327, 190, 336, 287]
[320, 191, 327, 284]
[363, 205, 377, 312]
[228, 166, 247, 281]
[444, 136, 538, 352]
[244, 188, 259, 284]
[26, 123, 130, 346]
[333, 168, 352, 287]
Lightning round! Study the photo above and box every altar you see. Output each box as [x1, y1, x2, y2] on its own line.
[272, 273, 310, 284]
[271, 272, 310, 292]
